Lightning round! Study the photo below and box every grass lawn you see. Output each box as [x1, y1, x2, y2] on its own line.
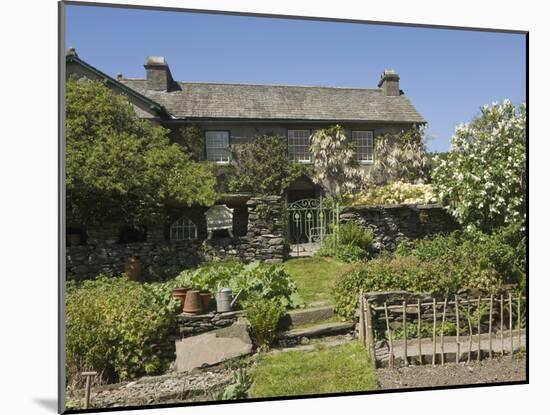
[249, 342, 378, 398]
[284, 257, 356, 305]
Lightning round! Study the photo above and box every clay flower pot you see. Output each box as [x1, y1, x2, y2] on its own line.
[172, 288, 190, 313]
[125, 256, 142, 282]
[183, 290, 203, 314]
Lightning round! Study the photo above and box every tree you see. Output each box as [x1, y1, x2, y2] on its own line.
[228, 135, 310, 195]
[66, 78, 217, 226]
[431, 100, 526, 231]
[367, 126, 429, 185]
[309, 125, 364, 198]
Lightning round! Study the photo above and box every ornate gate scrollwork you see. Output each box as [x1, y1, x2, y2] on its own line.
[285, 198, 339, 253]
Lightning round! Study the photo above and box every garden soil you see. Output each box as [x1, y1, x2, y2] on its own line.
[376, 355, 526, 389]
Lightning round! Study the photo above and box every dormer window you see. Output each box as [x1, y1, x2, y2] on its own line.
[288, 129, 311, 163]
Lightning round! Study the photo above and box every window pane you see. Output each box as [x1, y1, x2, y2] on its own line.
[206, 131, 230, 162]
[352, 131, 374, 162]
[288, 130, 311, 162]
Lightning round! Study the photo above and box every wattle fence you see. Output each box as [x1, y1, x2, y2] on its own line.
[357, 290, 526, 368]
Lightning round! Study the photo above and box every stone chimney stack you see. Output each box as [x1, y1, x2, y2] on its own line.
[378, 69, 400, 96]
[144, 56, 173, 91]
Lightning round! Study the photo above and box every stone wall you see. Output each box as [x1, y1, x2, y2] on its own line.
[340, 203, 459, 252]
[66, 196, 285, 281]
[175, 311, 243, 338]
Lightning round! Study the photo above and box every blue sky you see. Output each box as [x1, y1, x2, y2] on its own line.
[66, 5, 526, 152]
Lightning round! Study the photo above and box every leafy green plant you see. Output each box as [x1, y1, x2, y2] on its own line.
[65, 275, 177, 385]
[315, 221, 373, 263]
[221, 367, 252, 400]
[334, 227, 525, 319]
[164, 261, 304, 309]
[244, 297, 285, 350]
[228, 135, 312, 195]
[66, 78, 216, 226]
[390, 320, 460, 340]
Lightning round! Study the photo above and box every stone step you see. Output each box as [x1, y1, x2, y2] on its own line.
[278, 306, 335, 330]
[277, 321, 355, 341]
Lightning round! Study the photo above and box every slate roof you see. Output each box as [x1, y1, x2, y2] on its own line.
[119, 79, 425, 123]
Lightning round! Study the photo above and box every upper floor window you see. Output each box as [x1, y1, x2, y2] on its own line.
[352, 130, 374, 163]
[288, 129, 312, 163]
[205, 131, 230, 163]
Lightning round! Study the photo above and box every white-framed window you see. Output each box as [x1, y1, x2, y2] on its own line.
[170, 216, 198, 241]
[205, 131, 230, 163]
[352, 130, 375, 163]
[288, 129, 312, 163]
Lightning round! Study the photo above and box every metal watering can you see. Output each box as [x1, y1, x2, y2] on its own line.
[215, 287, 243, 313]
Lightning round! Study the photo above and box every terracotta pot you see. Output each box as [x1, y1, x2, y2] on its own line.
[125, 256, 142, 281]
[172, 288, 190, 313]
[67, 233, 82, 246]
[200, 291, 212, 310]
[183, 290, 203, 314]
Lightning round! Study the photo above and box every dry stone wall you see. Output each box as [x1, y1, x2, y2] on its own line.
[340, 203, 459, 252]
[66, 196, 285, 281]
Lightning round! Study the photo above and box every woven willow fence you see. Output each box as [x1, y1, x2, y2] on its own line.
[358, 291, 526, 368]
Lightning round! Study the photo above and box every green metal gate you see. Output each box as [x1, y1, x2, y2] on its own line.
[285, 197, 339, 252]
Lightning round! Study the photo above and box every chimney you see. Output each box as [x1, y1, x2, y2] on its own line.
[378, 69, 400, 96]
[144, 56, 173, 91]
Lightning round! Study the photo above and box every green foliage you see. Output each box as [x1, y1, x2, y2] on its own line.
[315, 222, 373, 263]
[334, 226, 525, 318]
[65, 275, 177, 384]
[244, 297, 285, 350]
[178, 125, 205, 161]
[228, 135, 311, 195]
[316, 244, 367, 263]
[390, 320, 459, 341]
[66, 79, 216, 226]
[368, 126, 429, 185]
[343, 182, 437, 206]
[221, 367, 252, 400]
[166, 261, 304, 309]
[310, 125, 365, 197]
[432, 100, 526, 231]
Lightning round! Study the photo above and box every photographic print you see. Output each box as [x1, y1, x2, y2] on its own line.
[60, 2, 527, 412]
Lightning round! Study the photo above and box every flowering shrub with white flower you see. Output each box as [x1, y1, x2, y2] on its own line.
[432, 100, 526, 231]
[343, 181, 438, 206]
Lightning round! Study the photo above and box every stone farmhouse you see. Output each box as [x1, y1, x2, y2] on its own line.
[66, 47, 424, 197]
[65, 49, 432, 278]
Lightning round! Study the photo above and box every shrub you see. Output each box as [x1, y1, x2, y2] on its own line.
[431, 100, 526, 232]
[309, 125, 365, 197]
[396, 227, 525, 288]
[334, 227, 525, 318]
[65, 276, 177, 385]
[343, 182, 437, 206]
[333, 256, 454, 318]
[367, 126, 429, 185]
[66, 79, 216, 226]
[228, 135, 311, 195]
[315, 222, 373, 263]
[166, 261, 304, 309]
[244, 297, 285, 350]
